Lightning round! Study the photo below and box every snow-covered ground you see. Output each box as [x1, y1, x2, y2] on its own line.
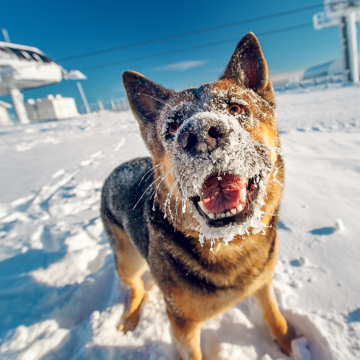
[0, 83, 359, 360]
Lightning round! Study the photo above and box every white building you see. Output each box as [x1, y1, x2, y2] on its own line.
[0, 100, 12, 126]
[25, 94, 79, 122]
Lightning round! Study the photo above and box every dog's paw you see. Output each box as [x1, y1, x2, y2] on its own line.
[277, 325, 297, 356]
[277, 335, 292, 356]
[116, 292, 148, 333]
[117, 311, 143, 334]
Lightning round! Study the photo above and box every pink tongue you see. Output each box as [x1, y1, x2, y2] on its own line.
[200, 175, 245, 214]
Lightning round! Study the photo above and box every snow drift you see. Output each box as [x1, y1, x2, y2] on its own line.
[0, 83, 359, 359]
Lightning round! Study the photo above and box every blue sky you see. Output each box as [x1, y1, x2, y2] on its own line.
[1, 0, 359, 113]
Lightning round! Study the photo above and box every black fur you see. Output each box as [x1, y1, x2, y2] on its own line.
[101, 157, 153, 259]
[102, 157, 278, 295]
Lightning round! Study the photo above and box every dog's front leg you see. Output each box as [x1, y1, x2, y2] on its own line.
[253, 280, 293, 355]
[166, 309, 203, 360]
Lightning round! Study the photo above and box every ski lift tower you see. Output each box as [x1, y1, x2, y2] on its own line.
[313, 1, 360, 83]
[0, 40, 86, 124]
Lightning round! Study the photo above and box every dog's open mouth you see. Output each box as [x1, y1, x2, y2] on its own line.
[192, 174, 260, 227]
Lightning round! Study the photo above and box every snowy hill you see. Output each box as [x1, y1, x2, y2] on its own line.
[0, 84, 359, 360]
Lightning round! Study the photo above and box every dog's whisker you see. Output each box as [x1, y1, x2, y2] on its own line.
[145, 109, 159, 117]
[139, 164, 160, 186]
[175, 196, 179, 220]
[164, 175, 180, 221]
[161, 168, 185, 217]
[170, 175, 185, 220]
[168, 173, 187, 220]
[148, 170, 173, 206]
[138, 93, 166, 105]
[138, 160, 170, 185]
[151, 170, 176, 216]
[145, 161, 170, 183]
[133, 170, 172, 210]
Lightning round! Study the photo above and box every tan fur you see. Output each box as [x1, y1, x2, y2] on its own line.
[103, 33, 294, 359]
[144, 80, 289, 357]
[102, 216, 147, 332]
[254, 280, 291, 354]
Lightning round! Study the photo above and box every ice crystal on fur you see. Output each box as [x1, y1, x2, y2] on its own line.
[157, 84, 278, 244]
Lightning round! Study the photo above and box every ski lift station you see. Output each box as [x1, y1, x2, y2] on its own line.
[275, 0, 360, 88]
[313, 0, 359, 83]
[1, 1, 358, 122]
[0, 39, 86, 124]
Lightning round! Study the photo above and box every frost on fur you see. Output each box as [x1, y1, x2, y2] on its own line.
[154, 84, 281, 245]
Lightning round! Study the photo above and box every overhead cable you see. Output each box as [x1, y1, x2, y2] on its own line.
[58, 4, 322, 62]
[80, 22, 313, 72]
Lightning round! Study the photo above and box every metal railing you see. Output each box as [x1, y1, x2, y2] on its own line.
[79, 97, 129, 114]
[274, 72, 350, 91]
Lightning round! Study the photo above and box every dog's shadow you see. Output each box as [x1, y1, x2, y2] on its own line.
[42, 339, 175, 360]
[200, 297, 288, 360]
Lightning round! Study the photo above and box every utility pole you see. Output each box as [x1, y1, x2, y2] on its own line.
[314, 0, 359, 83]
[76, 82, 91, 114]
[97, 100, 104, 111]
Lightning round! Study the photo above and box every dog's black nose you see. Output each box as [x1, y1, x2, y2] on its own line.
[178, 122, 228, 154]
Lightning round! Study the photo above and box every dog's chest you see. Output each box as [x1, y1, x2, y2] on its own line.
[146, 201, 276, 299]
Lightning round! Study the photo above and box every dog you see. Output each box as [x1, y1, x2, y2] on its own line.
[101, 32, 294, 360]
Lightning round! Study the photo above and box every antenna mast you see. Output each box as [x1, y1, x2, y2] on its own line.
[1, 28, 11, 43]
[314, 0, 360, 83]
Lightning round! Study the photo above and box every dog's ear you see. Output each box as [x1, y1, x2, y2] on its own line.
[221, 33, 275, 105]
[122, 71, 174, 124]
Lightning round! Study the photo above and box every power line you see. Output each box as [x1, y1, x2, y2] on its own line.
[57, 3, 322, 63]
[80, 22, 313, 72]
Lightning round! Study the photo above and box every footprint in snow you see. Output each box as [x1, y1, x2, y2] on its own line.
[277, 220, 291, 232]
[290, 257, 310, 267]
[309, 227, 336, 236]
[309, 219, 344, 236]
[10, 194, 36, 212]
[346, 308, 360, 323]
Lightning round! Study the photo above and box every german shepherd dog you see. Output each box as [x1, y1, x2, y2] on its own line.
[101, 33, 294, 359]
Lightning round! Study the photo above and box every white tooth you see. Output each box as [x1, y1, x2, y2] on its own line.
[220, 213, 225, 218]
[231, 208, 237, 215]
[236, 204, 243, 212]
[226, 211, 231, 217]
[240, 188, 246, 203]
[208, 213, 215, 219]
[198, 200, 208, 214]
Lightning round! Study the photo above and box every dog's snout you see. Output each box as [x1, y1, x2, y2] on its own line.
[178, 118, 229, 154]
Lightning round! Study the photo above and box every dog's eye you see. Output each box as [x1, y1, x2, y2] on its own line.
[229, 104, 245, 115]
[168, 123, 179, 135]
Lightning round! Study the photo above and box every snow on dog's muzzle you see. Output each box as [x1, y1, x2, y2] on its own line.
[169, 111, 272, 243]
[176, 113, 231, 155]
